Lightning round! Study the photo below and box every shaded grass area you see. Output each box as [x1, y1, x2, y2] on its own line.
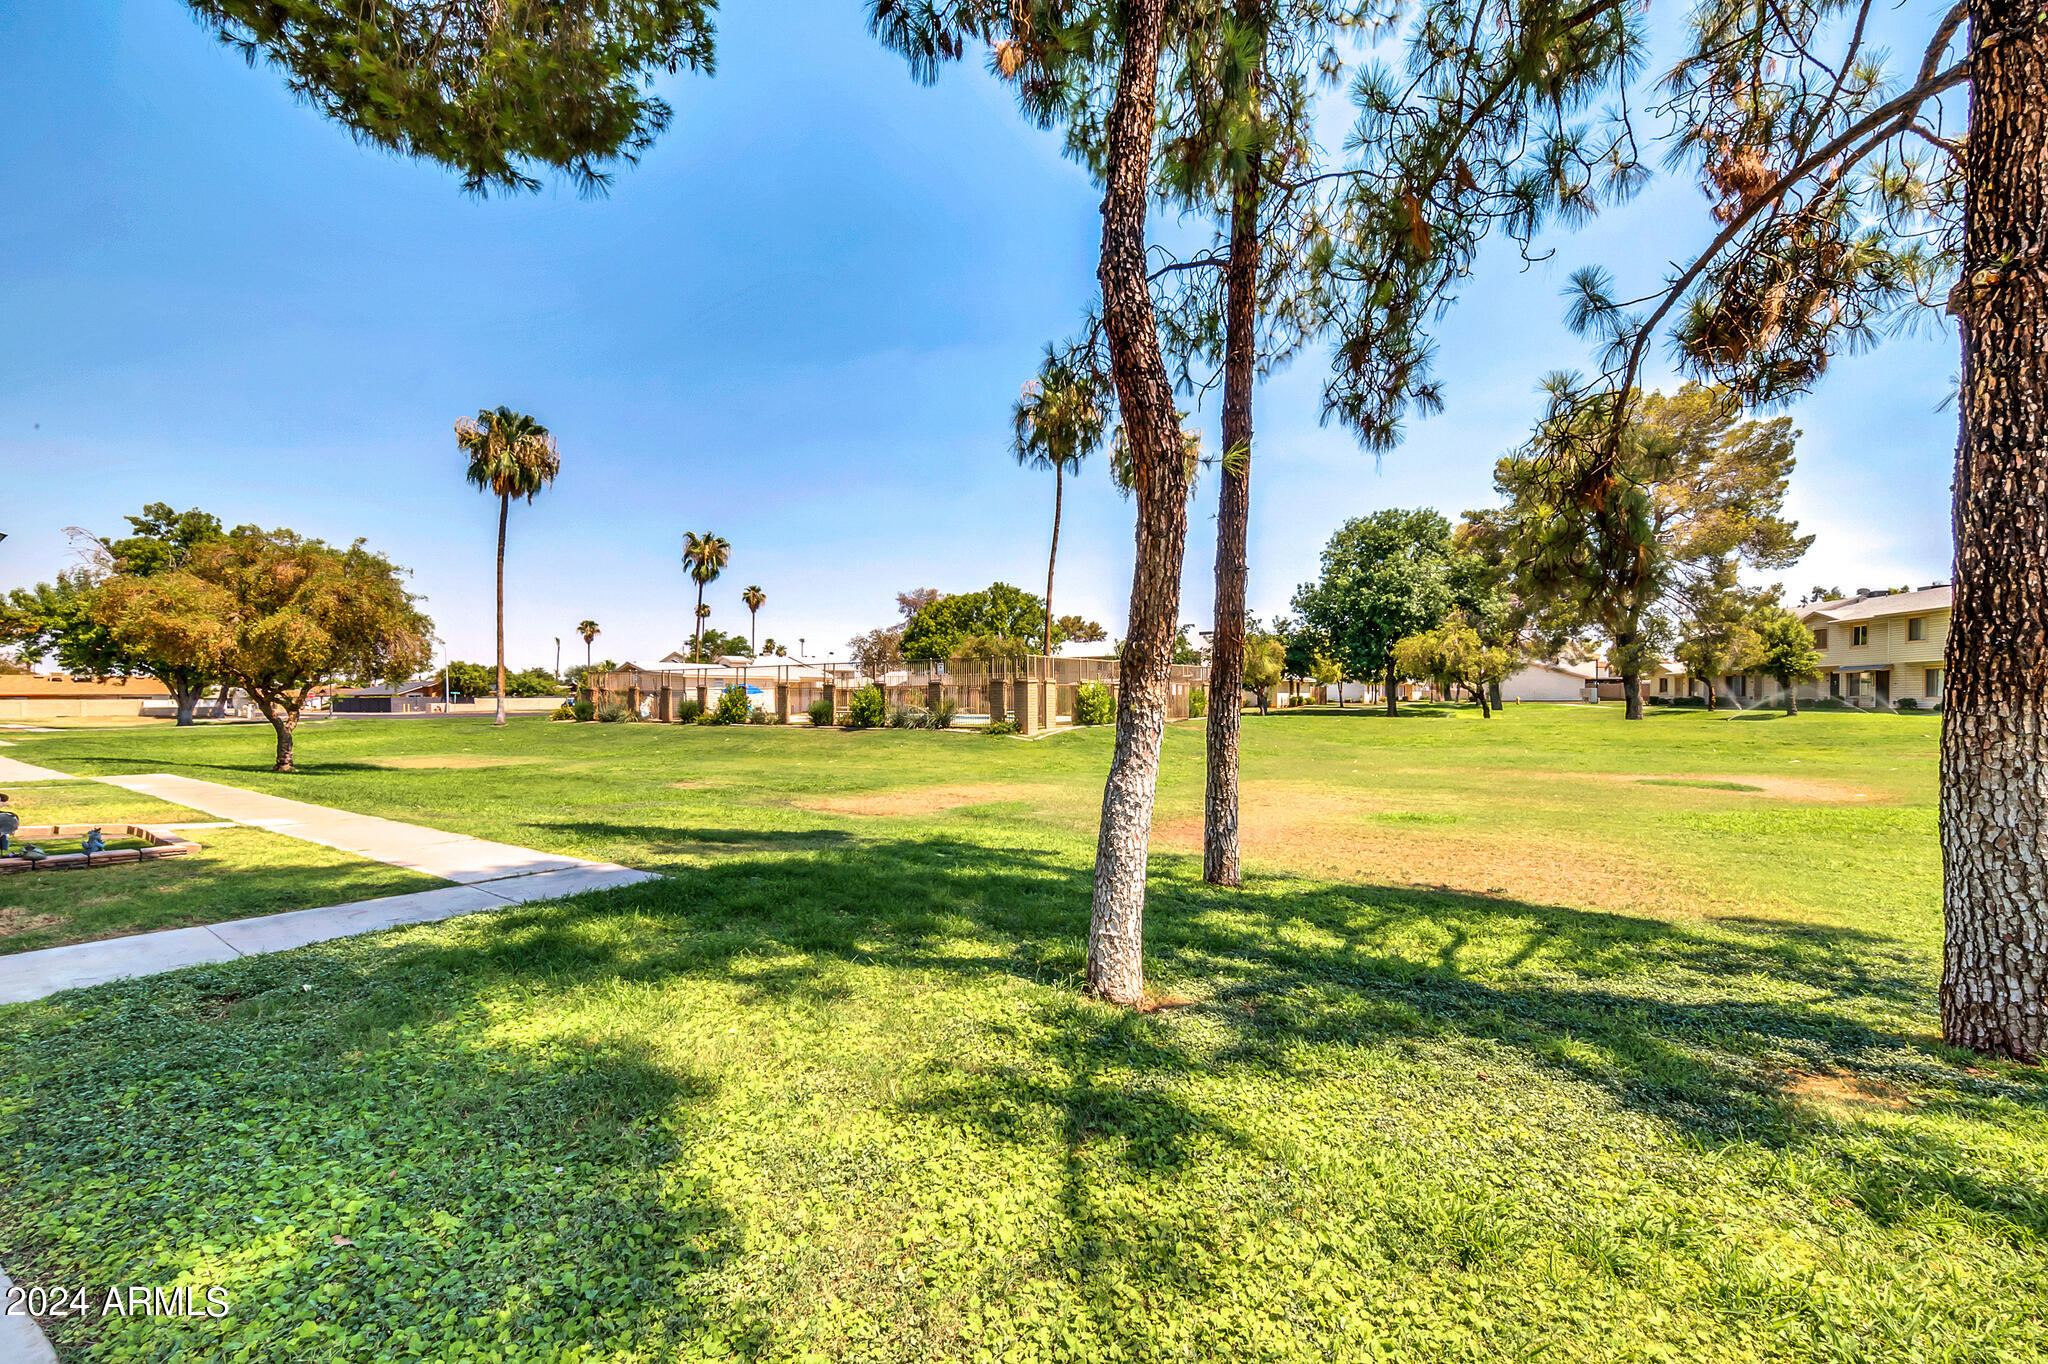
[0, 781, 448, 955]
[3, 706, 2037, 1362]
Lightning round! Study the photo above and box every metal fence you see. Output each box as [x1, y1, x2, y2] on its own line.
[585, 655, 1210, 733]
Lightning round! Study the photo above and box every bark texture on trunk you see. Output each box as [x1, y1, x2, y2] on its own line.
[255, 697, 299, 772]
[1045, 465, 1064, 656]
[1088, 0, 1187, 1007]
[1203, 168, 1260, 889]
[1622, 670, 1643, 721]
[1384, 661, 1398, 716]
[172, 685, 201, 727]
[1942, 0, 2048, 1062]
[494, 492, 509, 727]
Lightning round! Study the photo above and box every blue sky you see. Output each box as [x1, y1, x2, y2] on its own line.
[2, 0, 1959, 671]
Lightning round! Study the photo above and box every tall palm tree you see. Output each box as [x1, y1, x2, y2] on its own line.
[681, 531, 730, 663]
[457, 406, 560, 726]
[1013, 346, 1108, 656]
[577, 620, 600, 669]
[741, 585, 766, 654]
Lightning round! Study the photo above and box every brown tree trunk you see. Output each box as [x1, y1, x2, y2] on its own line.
[1784, 681, 1798, 716]
[494, 491, 509, 727]
[1204, 166, 1260, 889]
[214, 679, 232, 718]
[1088, 0, 1185, 1008]
[1704, 679, 1716, 712]
[1385, 660, 1398, 716]
[1622, 670, 1643, 720]
[255, 696, 298, 772]
[172, 683, 201, 727]
[1942, 0, 2048, 1062]
[1045, 463, 1063, 656]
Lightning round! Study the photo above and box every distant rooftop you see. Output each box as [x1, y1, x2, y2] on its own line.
[1802, 584, 1952, 623]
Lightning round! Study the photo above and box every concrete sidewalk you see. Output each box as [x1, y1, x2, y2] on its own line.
[0, 754, 73, 782]
[0, 772, 655, 1005]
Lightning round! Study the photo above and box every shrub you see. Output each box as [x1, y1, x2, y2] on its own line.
[713, 684, 752, 725]
[1073, 681, 1115, 727]
[1897, 697, 1920, 711]
[806, 696, 836, 728]
[888, 705, 918, 729]
[675, 697, 706, 724]
[571, 699, 595, 722]
[1188, 686, 1208, 718]
[595, 701, 634, 724]
[982, 720, 1019, 737]
[747, 706, 778, 725]
[923, 696, 958, 730]
[551, 702, 576, 721]
[845, 684, 888, 729]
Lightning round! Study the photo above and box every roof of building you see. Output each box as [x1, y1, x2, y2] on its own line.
[338, 679, 441, 698]
[1802, 584, 1952, 623]
[0, 673, 173, 698]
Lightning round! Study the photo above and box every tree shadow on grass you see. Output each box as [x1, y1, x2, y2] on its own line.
[7, 830, 2045, 1357]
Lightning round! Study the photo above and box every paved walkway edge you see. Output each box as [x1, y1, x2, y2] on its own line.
[0, 1269, 61, 1364]
[0, 864, 652, 1007]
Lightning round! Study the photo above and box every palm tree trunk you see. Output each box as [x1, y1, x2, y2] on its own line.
[1088, 0, 1185, 1008]
[693, 582, 706, 663]
[1943, 0, 2048, 1059]
[1044, 464, 1063, 656]
[750, 610, 758, 656]
[1204, 162, 1259, 890]
[494, 492, 508, 727]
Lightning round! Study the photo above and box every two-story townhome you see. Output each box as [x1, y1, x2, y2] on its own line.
[1800, 584, 1951, 708]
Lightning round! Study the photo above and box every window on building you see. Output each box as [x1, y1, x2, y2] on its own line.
[1813, 628, 1828, 649]
[1907, 617, 1924, 641]
[1852, 625, 1869, 646]
[1848, 673, 1862, 697]
[1658, 677, 1669, 694]
[1926, 668, 1944, 698]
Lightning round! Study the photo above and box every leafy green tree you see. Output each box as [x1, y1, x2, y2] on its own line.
[847, 626, 905, 680]
[682, 531, 731, 665]
[458, 407, 560, 727]
[1055, 615, 1108, 647]
[100, 528, 431, 771]
[1015, 345, 1110, 654]
[3, 505, 229, 725]
[1751, 605, 1822, 716]
[186, 0, 716, 196]
[1488, 383, 1810, 720]
[1292, 510, 1455, 717]
[900, 583, 1048, 663]
[1673, 574, 1768, 711]
[1240, 632, 1286, 715]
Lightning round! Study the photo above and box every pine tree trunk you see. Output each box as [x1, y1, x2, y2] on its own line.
[1045, 464, 1063, 656]
[494, 492, 509, 727]
[1385, 661, 1399, 716]
[1088, 0, 1185, 1008]
[1941, 0, 2048, 1062]
[1623, 670, 1643, 720]
[1203, 166, 1259, 889]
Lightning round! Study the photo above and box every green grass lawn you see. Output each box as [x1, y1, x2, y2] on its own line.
[0, 780, 449, 955]
[1, 707, 2042, 1363]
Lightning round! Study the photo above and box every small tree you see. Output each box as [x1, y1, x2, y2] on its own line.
[1751, 606, 1822, 715]
[1241, 634, 1286, 716]
[1312, 651, 1342, 707]
[1014, 345, 1109, 654]
[1673, 575, 1767, 711]
[1292, 510, 1454, 718]
[103, 528, 430, 771]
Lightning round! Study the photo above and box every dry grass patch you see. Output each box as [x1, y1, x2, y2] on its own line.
[365, 755, 549, 770]
[799, 784, 1062, 817]
[1781, 1072, 1913, 1111]
[1160, 782, 1736, 916]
